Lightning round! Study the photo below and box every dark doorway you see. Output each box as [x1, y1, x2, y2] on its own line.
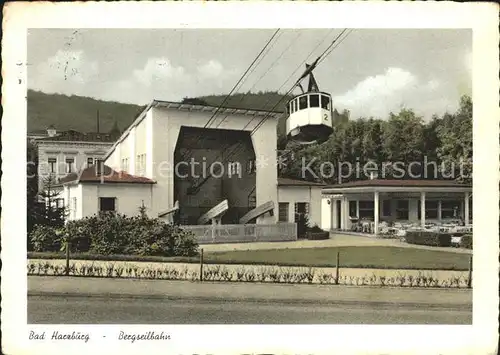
[336, 200, 341, 229]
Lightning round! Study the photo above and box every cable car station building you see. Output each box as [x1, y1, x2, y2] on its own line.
[61, 100, 284, 227]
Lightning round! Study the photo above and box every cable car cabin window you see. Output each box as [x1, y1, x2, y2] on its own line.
[309, 94, 320, 108]
[299, 96, 308, 110]
[321, 95, 331, 110]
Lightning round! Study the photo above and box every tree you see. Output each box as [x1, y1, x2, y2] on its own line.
[38, 174, 66, 227]
[362, 118, 385, 166]
[382, 108, 425, 178]
[181, 97, 209, 106]
[109, 119, 121, 138]
[436, 95, 473, 183]
[27, 141, 45, 236]
[138, 201, 148, 219]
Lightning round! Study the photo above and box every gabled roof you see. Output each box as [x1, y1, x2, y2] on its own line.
[278, 177, 326, 187]
[36, 130, 119, 143]
[59, 165, 155, 185]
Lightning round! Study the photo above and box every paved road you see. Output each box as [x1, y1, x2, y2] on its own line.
[28, 295, 472, 324]
[28, 277, 472, 324]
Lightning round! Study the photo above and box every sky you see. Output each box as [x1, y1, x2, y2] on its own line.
[28, 28, 472, 120]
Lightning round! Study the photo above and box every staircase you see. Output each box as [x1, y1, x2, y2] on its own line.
[197, 199, 229, 225]
[239, 201, 275, 224]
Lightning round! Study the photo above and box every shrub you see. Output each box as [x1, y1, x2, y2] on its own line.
[405, 231, 451, 247]
[28, 212, 199, 257]
[134, 222, 199, 257]
[64, 220, 91, 252]
[29, 225, 62, 252]
[307, 224, 324, 233]
[460, 234, 472, 249]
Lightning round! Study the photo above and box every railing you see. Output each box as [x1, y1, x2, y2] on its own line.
[183, 223, 297, 244]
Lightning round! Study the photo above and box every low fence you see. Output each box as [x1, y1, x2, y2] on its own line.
[182, 223, 297, 244]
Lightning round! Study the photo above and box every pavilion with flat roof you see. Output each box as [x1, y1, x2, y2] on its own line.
[321, 179, 472, 234]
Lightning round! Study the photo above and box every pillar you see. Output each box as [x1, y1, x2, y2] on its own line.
[420, 191, 426, 227]
[464, 192, 470, 225]
[356, 200, 360, 218]
[331, 198, 337, 230]
[437, 200, 442, 221]
[340, 198, 345, 230]
[344, 197, 350, 230]
[374, 191, 379, 235]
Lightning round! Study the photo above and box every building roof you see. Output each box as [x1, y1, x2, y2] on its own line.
[36, 130, 118, 143]
[59, 165, 156, 185]
[153, 99, 285, 115]
[325, 179, 471, 189]
[28, 130, 49, 137]
[278, 177, 326, 187]
[104, 99, 284, 160]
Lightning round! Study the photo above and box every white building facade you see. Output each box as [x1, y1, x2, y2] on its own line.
[277, 178, 325, 228]
[34, 128, 118, 205]
[64, 100, 282, 224]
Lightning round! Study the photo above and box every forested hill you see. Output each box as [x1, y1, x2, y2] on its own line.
[27, 90, 145, 134]
[27, 90, 299, 135]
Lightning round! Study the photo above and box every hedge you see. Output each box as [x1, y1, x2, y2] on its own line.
[459, 234, 473, 249]
[405, 231, 452, 247]
[28, 212, 199, 257]
[306, 231, 330, 240]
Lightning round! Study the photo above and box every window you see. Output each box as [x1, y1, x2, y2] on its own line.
[65, 158, 75, 173]
[87, 157, 95, 167]
[121, 158, 129, 172]
[441, 200, 460, 219]
[309, 94, 320, 108]
[228, 162, 241, 176]
[48, 158, 57, 173]
[382, 200, 391, 217]
[299, 96, 308, 110]
[396, 199, 409, 220]
[136, 154, 146, 175]
[95, 159, 104, 175]
[99, 197, 116, 212]
[56, 198, 64, 209]
[294, 202, 309, 215]
[349, 201, 357, 217]
[50, 198, 65, 209]
[418, 200, 439, 219]
[359, 201, 375, 219]
[247, 159, 256, 174]
[321, 95, 331, 110]
[278, 202, 289, 222]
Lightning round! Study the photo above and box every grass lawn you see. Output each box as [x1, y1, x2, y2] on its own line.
[204, 246, 471, 270]
[29, 246, 470, 270]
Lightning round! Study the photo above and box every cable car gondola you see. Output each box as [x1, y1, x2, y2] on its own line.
[285, 63, 333, 145]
